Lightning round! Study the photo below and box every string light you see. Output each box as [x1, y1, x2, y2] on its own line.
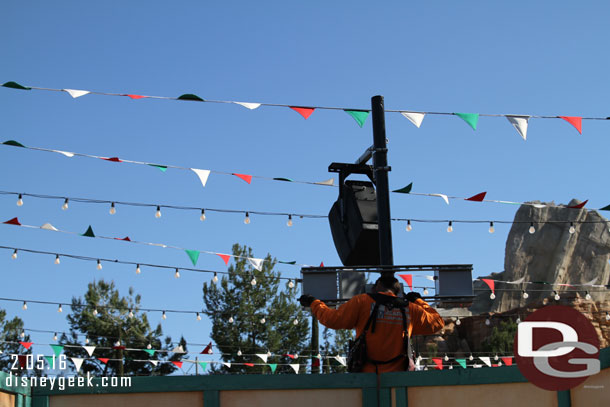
[92, 308, 98, 316]
[174, 268, 180, 278]
[485, 318, 490, 326]
[109, 202, 116, 215]
[22, 301, 27, 310]
[569, 222, 575, 234]
[61, 198, 69, 210]
[96, 260, 102, 270]
[585, 291, 592, 300]
[85, 338, 90, 344]
[128, 309, 134, 318]
[114, 341, 121, 347]
[11, 249, 17, 259]
[244, 212, 251, 224]
[16, 194, 23, 206]
[516, 317, 521, 324]
[489, 222, 495, 234]
[136, 264, 141, 274]
[251, 276, 257, 286]
[228, 316, 234, 324]
[155, 206, 162, 218]
[455, 317, 461, 326]
[287, 215, 293, 227]
[469, 354, 473, 361]
[522, 290, 529, 299]
[200, 209, 206, 221]
[529, 222, 536, 234]
[406, 220, 412, 232]
[146, 344, 152, 349]
[57, 304, 63, 313]
[288, 279, 295, 289]
[162, 311, 167, 320]
[20, 331, 25, 338]
[237, 349, 242, 356]
[196, 312, 201, 321]
[54, 254, 60, 265]
[606, 312, 610, 321]
[447, 221, 453, 233]
[293, 318, 299, 325]
[444, 354, 449, 361]
[423, 288, 429, 295]
[490, 292, 496, 300]
[212, 272, 218, 283]
[554, 291, 560, 301]
[53, 332, 58, 341]
[260, 317, 266, 324]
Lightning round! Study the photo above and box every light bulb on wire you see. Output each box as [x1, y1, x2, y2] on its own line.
[606, 312, 610, 321]
[58, 304, 63, 313]
[200, 209, 206, 221]
[128, 309, 134, 318]
[155, 206, 162, 218]
[20, 331, 25, 338]
[162, 311, 167, 320]
[529, 222, 536, 234]
[490, 292, 496, 300]
[109, 202, 116, 215]
[17, 194, 23, 206]
[585, 291, 592, 301]
[196, 312, 201, 321]
[260, 317, 266, 324]
[447, 221, 453, 233]
[92, 308, 98, 316]
[237, 349, 242, 356]
[522, 290, 529, 299]
[54, 254, 60, 265]
[569, 222, 575, 234]
[489, 222, 495, 234]
[174, 268, 180, 278]
[12, 249, 17, 260]
[228, 316, 234, 324]
[212, 272, 218, 283]
[293, 318, 299, 325]
[554, 291, 560, 301]
[287, 215, 293, 227]
[146, 344, 152, 349]
[406, 220, 412, 232]
[53, 333, 58, 341]
[423, 288, 429, 295]
[455, 317, 461, 326]
[244, 212, 251, 224]
[85, 338, 90, 344]
[485, 318, 491, 326]
[22, 301, 27, 310]
[136, 264, 141, 274]
[62, 198, 69, 210]
[251, 276, 257, 286]
[444, 354, 449, 361]
[96, 260, 102, 270]
[516, 317, 521, 324]
[469, 354, 473, 361]
[288, 279, 295, 289]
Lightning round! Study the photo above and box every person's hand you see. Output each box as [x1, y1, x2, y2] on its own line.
[405, 292, 422, 303]
[298, 294, 316, 307]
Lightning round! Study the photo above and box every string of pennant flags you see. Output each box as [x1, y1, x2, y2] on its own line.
[2, 216, 306, 269]
[5, 141, 610, 212]
[4, 81, 609, 139]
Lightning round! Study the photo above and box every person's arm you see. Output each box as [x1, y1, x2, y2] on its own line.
[310, 295, 363, 330]
[408, 298, 445, 336]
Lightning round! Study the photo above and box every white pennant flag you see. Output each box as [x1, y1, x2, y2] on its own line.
[479, 357, 491, 367]
[234, 102, 261, 110]
[71, 357, 84, 372]
[315, 178, 334, 186]
[334, 356, 347, 366]
[53, 150, 75, 158]
[222, 362, 231, 368]
[507, 277, 525, 285]
[191, 169, 211, 188]
[63, 89, 91, 99]
[430, 193, 450, 205]
[401, 112, 426, 128]
[255, 354, 268, 363]
[584, 278, 598, 286]
[172, 345, 185, 354]
[40, 223, 58, 231]
[83, 346, 96, 357]
[248, 258, 264, 271]
[150, 360, 159, 367]
[289, 363, 300, 374]
[506, 116, 530, 141]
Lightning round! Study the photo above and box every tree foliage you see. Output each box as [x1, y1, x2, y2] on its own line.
[60, 280, 184, 376]
[0, 309, 32, 375]
[481, 320, 517, 354]
[320, 327, 353, 373]
[202, 244, 309, 374]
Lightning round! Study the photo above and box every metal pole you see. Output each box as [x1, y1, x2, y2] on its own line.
[311, 316, 320, 374]
[371, 95, 394, 270]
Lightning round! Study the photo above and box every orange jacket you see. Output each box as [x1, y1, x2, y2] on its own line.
[311, 293, 444, 373]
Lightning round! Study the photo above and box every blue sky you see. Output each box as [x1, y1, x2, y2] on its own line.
[1, 1, 609, 360]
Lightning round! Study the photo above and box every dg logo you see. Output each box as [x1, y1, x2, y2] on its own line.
[514, 305, 600, 391]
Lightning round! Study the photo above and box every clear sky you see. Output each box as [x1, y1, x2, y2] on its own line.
[1, 1, 609, 363]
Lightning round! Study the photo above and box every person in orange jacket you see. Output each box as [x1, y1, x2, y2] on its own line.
[299, 274, 444, 373]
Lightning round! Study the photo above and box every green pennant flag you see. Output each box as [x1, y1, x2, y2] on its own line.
[269, 363, 277, 373]
[2, 81, 31, 90]
[344, 110, 370, 128]
[185, 250, 200, 266]
[81, 225, 95, 237]
[45, 356, 55, 368]
[455, 113, 479, 130]
[3, 140, 26, 148]
[177, 93, 205, 102]
[199, 362, 208, 371]
[144, 349, 155, 356]
[278, 260, 297, 265]
[456, 359, 467, 369]
[148, 164, 168, 172]
[393, 183, 413, 194]
[599, 204, 610, 211]
[50, 344, 64, 357]
[273, 177, 294, 182]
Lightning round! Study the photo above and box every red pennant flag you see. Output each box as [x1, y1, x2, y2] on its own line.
[19, 341, 33, 350]
[244, 363, 255, 367]
[465, 192, 487, 202]
[102, 157, 122, 163]
[559, 116, 582, 134]
[114, 236, 131, 241]
[398, 274, 413, 291]
[501, 357, 513, 366]
[3, 217, 21, 226]
[113, 346, 126, 350]
[319, 262, 324, 267]
[18, 355, 28, 369]
[290, 106, 315, 119]
[283, 354, 297, 359]
[172, 361, 183, 368]
[217, 254, 231, 265]
[492, 364, 499, 367]
[312, 358, 320, 367]
[568, 200, 588, 209]
[98, 358, 109, 364]
[232, 173, 252, 184]
[125, 94, 146, 99]
[432, 358, 443, 370]
[481, 278, 495, 294]
[201, 342, 213, 355]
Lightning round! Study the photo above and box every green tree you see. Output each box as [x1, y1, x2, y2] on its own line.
[320, 327, 353, 373]
[0, 309, 32, 375]
[481, 320, 517, 354]
[60, 280, 184, 377]
[202, 244, 309, 374]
